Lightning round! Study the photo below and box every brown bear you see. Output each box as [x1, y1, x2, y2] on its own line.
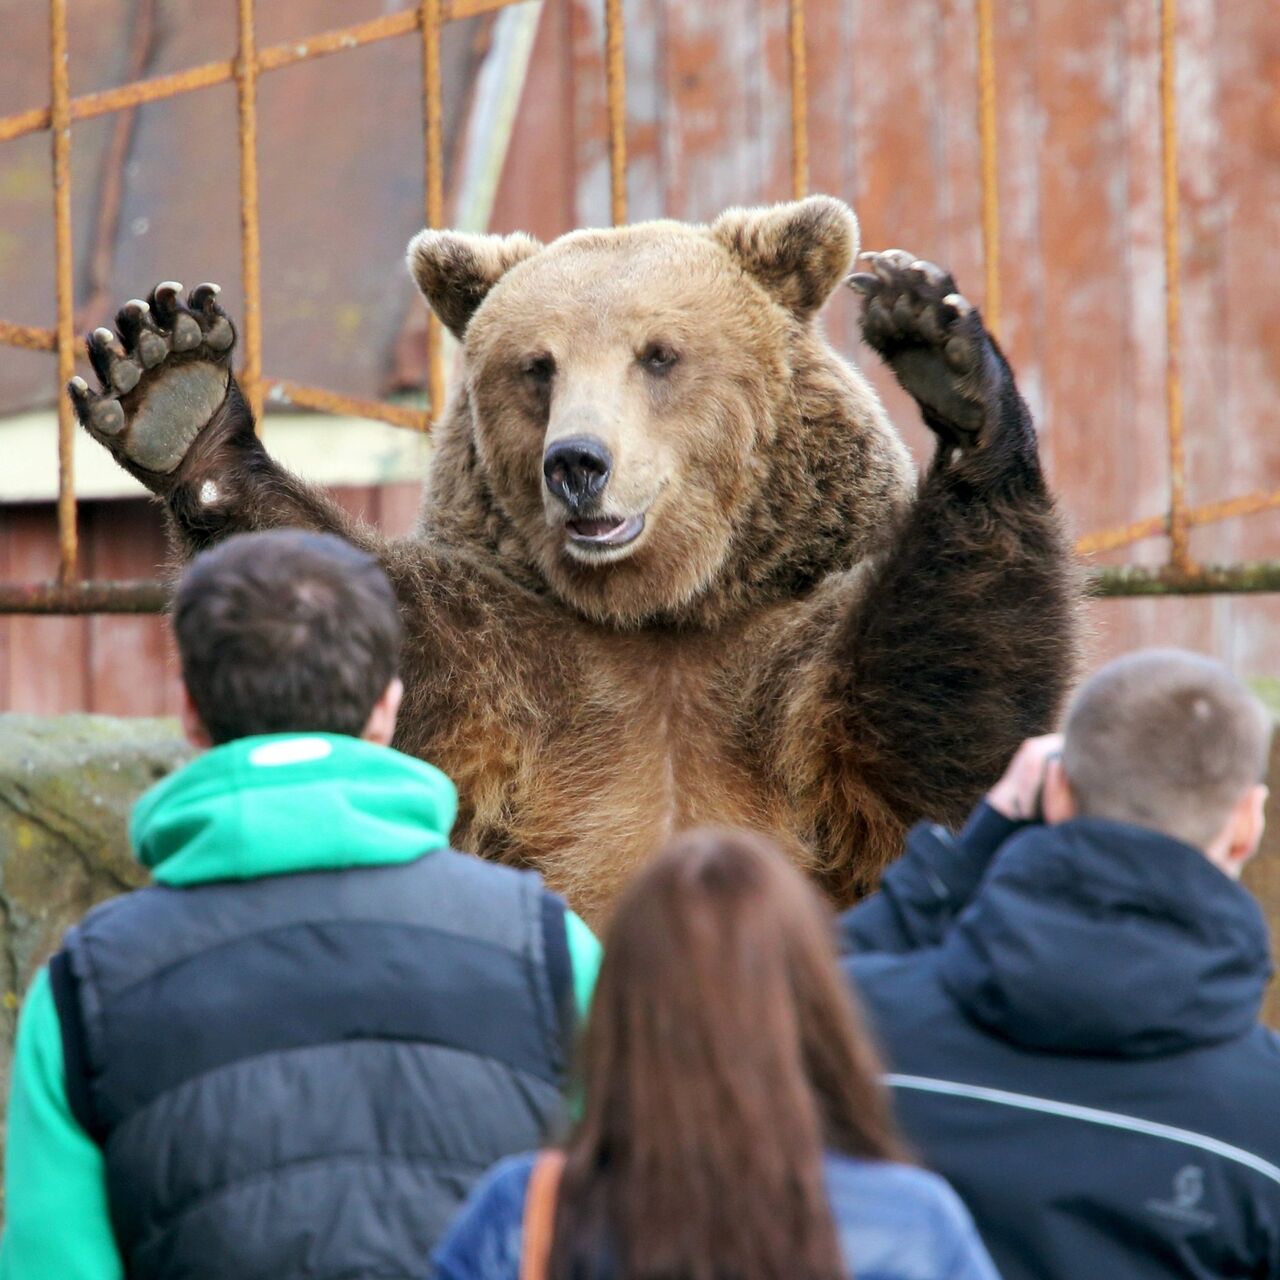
[69, 196, 1076, 924]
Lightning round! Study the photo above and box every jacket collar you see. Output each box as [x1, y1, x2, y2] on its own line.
[939, 818, 1272, 1056]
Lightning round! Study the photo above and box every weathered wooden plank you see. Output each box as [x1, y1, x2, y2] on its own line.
[659, 0, 761, 222]
[568, 0, 612, 225]
[490, 0, 578, 239]
[845, 0, 946, 460]
[83, 502, 177, 716]
[2, 507, 89, 712]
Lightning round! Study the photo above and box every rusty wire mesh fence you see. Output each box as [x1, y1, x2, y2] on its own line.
[1, 0, 1278, 615]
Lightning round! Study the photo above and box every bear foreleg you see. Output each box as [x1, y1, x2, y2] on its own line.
[823, 253, 1077, 847]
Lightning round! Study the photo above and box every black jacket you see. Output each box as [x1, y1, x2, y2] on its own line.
[841, 805, 1280, 1280]
[51, 850, 574, 1280]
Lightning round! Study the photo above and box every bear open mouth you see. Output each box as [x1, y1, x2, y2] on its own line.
[565, 514, 645, 548]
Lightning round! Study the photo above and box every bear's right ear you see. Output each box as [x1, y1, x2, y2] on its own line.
[406, 229, 543, 340]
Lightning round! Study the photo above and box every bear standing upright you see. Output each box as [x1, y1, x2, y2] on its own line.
[70, 197, 1076, 924]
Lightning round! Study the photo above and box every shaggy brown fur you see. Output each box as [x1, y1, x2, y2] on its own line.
[70, 198, 1077, 924]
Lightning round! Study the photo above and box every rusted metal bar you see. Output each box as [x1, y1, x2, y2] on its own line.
[235, 0, 264, 423]
[257, 10, 418, 72]
[1159, 0, 1189, 572]
[0, 580, 169, 614]
[1076, 485, 1280, 556]
[0, 4, 529, 145]
[0, 319, 56, 351]
[976, 0, 1001, 338]
[446, 0, 529, 16]
[788, 0, 809, 199]
[0, 61, 231, 144]
[50, 0, 78, 584]
[1088, 562, 1280, 598]
[7, 561, 1277, 614]
[263, 379, 429, 430]
[604, 0, 628, 224]
[421, 0, 445, 428]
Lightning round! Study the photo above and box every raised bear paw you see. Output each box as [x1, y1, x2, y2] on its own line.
[68, 282, 236, 479]
[848, 251, 993, 445]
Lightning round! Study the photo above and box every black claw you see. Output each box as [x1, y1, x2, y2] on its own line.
[86, 327, 119, 385]
[67, 376, 91, 423]
[846, 272, 879, 295]
[149, 281, 183, 327]
[909, 259, 951, 291]
[189, 282, 221, 313]
[115, 300, 150, 349]
[871, 249, 915, 281]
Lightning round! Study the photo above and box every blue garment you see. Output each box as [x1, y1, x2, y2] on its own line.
[431, 1151, 1000, 1280]
[841, 805, 1280, 1280]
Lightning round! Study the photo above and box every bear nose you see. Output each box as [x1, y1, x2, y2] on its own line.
[543, 435, 613, 510]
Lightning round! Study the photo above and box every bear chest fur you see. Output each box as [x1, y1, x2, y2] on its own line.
[394, 595, 804, 927]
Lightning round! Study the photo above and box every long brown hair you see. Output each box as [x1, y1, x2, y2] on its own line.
[550, 829, 904, 1280]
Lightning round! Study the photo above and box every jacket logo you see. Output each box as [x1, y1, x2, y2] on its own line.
[1145, 1165, 1218, 1230]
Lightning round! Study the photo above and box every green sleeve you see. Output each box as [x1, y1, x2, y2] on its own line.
[563, 910, 603, 1021]
[0, 968, 123, 1280]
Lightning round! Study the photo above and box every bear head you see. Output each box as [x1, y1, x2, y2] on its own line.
[407, 196, 914, 629]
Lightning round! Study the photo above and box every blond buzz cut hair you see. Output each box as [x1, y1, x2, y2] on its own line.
[1061, 648, 1272, 850]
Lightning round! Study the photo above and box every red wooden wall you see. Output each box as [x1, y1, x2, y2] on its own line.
[3, 0, 1278, 712]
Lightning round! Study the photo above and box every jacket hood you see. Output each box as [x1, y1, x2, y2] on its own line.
[939, 818, 1272, 1056]
[131, 734, 458, 885]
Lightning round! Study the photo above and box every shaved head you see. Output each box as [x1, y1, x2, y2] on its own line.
[1062, 649, 1271, 849]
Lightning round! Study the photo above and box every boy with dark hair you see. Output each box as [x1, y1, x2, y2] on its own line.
[0, 529, 600, 1280]
[841, 648, 1280, 1279]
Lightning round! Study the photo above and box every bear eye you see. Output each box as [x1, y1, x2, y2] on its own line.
[639, 342, 678, 375]
[522, 353, 556, 386]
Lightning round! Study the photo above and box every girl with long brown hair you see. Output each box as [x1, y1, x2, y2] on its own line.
[432, 830, 999, 1280]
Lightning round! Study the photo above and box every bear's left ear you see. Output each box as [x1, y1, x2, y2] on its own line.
[711, 196, 859, 319]
[406, 229, 544, 340]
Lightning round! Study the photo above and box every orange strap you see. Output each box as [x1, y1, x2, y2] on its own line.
[519, 1151, 567, 1280]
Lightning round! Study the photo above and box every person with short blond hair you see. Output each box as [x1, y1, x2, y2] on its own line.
[842, 648, 1280, 1280]
[1058, 648, 1271, 853]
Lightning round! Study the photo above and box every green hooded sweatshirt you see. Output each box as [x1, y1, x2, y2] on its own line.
[0, 734, 601, 1280]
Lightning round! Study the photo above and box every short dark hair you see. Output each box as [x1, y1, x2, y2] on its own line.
[174, 530, 403, 745]
[1062, 648, 1272, 848]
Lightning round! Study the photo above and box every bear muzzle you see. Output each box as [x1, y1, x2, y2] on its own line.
[543, 434, 654, 558]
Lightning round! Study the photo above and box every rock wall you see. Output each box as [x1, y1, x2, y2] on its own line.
[0, 715, 191, 1211]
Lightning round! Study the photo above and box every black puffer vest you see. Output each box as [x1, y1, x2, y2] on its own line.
[48, 849, 573, 1280]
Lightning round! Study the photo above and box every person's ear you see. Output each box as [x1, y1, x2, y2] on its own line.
[180, 686, 213, 750]
[362, 677, 404, 747]
[1223, 784, 1268, 874]
[1041, 757, 1077, 825]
